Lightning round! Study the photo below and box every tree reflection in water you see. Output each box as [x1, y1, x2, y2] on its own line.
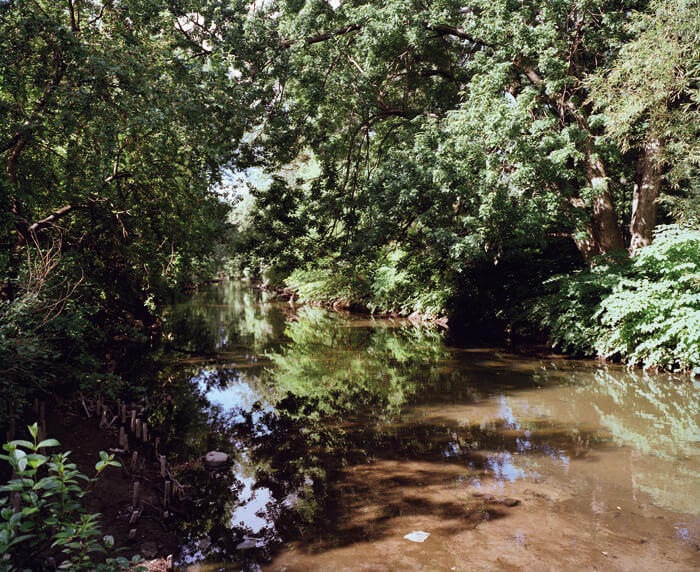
[144, 283, 699, 569]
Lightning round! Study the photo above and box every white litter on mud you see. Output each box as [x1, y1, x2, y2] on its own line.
[403, 531, 430, 543]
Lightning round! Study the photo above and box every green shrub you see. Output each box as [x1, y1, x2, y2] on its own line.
[286, 251, 452, 317]
[595, 226, 700, 369]
[286, 262, 371, 307]
[369, 250, 451, 317]
[529, 225, 700, 370]
[527, 253, 631, 355]
[0, 424, 141, 571]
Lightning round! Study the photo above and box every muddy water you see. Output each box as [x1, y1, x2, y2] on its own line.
[156, 282, 700, 571]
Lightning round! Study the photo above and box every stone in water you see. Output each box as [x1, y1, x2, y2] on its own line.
[204, 451, 229, 470]
[404, 531, 430, 543]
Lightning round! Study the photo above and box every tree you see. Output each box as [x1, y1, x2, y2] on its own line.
[0, 0, 264, 306]
[588, 0, 700, 254]
[232, 0, 658, 315]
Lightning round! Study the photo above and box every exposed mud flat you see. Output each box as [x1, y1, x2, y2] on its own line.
[266, 450, 699, 571]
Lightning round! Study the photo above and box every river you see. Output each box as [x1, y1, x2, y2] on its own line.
[150, 281, 700, 571]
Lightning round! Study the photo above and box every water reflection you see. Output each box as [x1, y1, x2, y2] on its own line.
[151, 282, 700, 570]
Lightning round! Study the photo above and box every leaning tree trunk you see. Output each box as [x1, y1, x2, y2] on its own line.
[629, 136, 663, 257]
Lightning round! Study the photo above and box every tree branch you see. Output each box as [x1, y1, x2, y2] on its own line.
[279, 24, 361, 49]
[279, 21, 490, 50]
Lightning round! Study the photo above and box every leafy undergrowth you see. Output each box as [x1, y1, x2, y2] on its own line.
[0, 424, 141, 571]
[529, 225, 700, 370]
[286, 250, 452, 318]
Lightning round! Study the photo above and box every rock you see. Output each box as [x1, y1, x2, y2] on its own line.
[503, 498, 520, 507]
[204, 451, 229, 470]
[236, 536, 264, 550]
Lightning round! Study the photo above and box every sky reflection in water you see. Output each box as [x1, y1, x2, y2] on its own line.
[160, 282, 700, 569]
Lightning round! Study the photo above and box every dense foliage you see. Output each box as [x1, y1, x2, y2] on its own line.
[0, 0, 266, 419]
[1, 0, 698, 438]
[227, 0, 699, 368]
[529, 226, 700, 369]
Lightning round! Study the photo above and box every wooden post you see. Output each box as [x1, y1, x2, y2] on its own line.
[166, 555, 173, 570]
[128, 528, 137, 540]
[39, 402, 46, 442]
[37, 423, 45, 455]
[163, 480, 171, 507]
[132, 481, 140, 506]
[130, 410, 136, 432]
[142, 422, 148, 443]
[131, 451, 138, 472]
[119, 426, 126, 448]
[123, 434, 129, 453]
[135, 418, 141, 440]
[160, 455, 167, 478]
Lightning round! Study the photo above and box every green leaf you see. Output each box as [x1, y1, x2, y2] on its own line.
[37, 439, 61, 449]
[9, 440, 34, 450]
[27, 424, 38, 440]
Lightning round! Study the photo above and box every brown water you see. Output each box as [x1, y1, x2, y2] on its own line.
[155, 282, 700, 571]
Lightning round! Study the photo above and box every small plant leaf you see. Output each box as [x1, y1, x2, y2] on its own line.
[37, 439, 61, 449]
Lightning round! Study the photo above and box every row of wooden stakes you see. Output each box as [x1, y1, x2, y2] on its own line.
[84, 395, 178, 569]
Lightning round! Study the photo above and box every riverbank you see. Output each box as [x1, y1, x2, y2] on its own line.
[46, 400, 178, 570]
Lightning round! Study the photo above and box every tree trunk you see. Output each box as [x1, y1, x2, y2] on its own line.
[586, 150, 625, 255]
[570, 197, 601, 260]
[629, 136, 663, 256]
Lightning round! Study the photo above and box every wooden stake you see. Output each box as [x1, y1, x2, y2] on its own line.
[142, 422, 148, 442]
[132, 481, 140, 506]
[128, 528, 137, 540]
[164, 480, 171, 507]
[123, 434, 129, 453]
[119, 427, 126, 448]
[81, 396, 91, 418]
[160, 455, 167, 478]
[131, 451, 138, 472]
[166, 555, 173, 570]
[130, 410, 136, 432]
[135, 418, 141, 439]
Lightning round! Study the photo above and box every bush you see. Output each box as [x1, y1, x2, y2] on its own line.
[0, 424, 141, 571]
[529, 225, 700, 370]
[286, 262, 371, 308]
[595, 226, 700, 369]
[285, 250, 453, 317]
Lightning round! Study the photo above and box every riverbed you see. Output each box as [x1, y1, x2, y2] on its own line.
[153, 282, 700, 571]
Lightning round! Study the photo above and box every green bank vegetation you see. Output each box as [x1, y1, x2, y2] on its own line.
[0, 0, 698, 427]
